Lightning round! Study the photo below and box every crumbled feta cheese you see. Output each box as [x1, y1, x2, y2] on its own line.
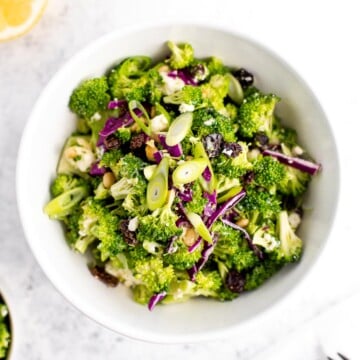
[179, 103, 195, 113]
[150, 114, 169, 132]
[91, 112, 102, 121]
[288, 212, 301, 229]
[204, 118, 215, 126]
[65, 146, 95, 172]
[292, 145, 304, 156]
[128, 217, 139, 232]
[222, 148, 233, 157]
[160, 71, 185, 95]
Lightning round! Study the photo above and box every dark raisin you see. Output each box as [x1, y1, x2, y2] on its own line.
[119, 219, 138, 246]
[129, 133, 147, 151]
[243, 171, 255, 185]
[232, 68, 254, 89]
[202, 134, 223, 158]
[225, 270, 246, 293]
[255, 133, 269, 147]
[222, 142, 242, 158]
[89, 265, 119, 287]
[104, 134, 121, 150]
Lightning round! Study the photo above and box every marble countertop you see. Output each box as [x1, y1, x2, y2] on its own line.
[0, 1, 359, 359]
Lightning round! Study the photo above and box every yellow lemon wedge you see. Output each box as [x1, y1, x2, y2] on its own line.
[0, 0, 47, 42]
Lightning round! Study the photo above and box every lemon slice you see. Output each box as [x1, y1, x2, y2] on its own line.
[0, 0, 47, 42]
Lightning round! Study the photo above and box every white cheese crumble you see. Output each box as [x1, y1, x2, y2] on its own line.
[204, 118, 215, 126]
[288, 212, 301, 229]
[179, 103, 195, 113]
[128, 217, 139, 232]
[160, 71, 185, 95]
[150, 114, 169, 132]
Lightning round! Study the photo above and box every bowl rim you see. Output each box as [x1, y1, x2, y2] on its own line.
[16, 21, 340, 343]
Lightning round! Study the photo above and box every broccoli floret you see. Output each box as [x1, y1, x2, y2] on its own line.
[238, 91, 280, 138]
[225, 103, 238, 121]
[164, 239, 202, 270]
[108, 56, 152, 101]
[94, 182, 110, 200]
[115, 127, 132, 143]
[270, 122, 298, 148]
[0, 303, 10, 358]
[237, 186, 281, 220]
[252, 224, 280, 252]
[163, 270, 222, 303]
[206, 57, 228, 75]
[192, 108, 235, 143]
[216, 175, 240, 195]
[244, 258, 283, 291]
[212, 141, 253, 179]
[78, 198, 126, 260]
[184, 180, 207, 214]
[275, 210, 303, 263]
[50, 174, 88, 197]
[276, 144, 311, 196]
[163, 85, 203, 106]
[253, 156, 286, 191]
[137, 190, 182, 243]
[63, 205, 83, 246]
[44, 186, 89, 220]
[212, 221, 259, 272]
[99, 149, 123, 175]
[69, 77, 110, 119]
[201, 74, 230, 112]
[117, 153, 147, 179]
[166, 41, 194, 69]
[134, 257, 175, 294]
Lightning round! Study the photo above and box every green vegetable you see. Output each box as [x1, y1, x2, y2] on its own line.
[45, 41, 319, 309]
[238, 91, 280, 138]
[69, 77, 110, 119]
[0, 302, 10, 358]
[165, 112, 193, 147]
[166, 41, 194, 69]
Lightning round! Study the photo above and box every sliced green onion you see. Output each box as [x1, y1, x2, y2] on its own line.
[226, 73, 243, 105]
[143, 164, 157, 180]
[129, 100, 151, 135]
[193, 141, 216, 192]
[186, 212, 213, 243]
[217, 186, 243, 203]
[165, 112, 193, 146]
[172, 158, 207, 186]
[44, 187, 88, 219]
[146, 157, 169, 211]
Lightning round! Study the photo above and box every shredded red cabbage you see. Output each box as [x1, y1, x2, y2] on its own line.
[202, 166, 212, 182]
[89, 162, 106, 176]
[176, 217, 191, 228]
[178, 186, 193, 202]
[263, 149, 321, 175]
[107, 99, 127, 110]
[99, 115, 134, 138]
[188, 233, 219, 281]
[157, 134, 183, 157]
[206, 189, 246, 228]
[203, 191, 217, 217]
[148, 291, 167, 311]
[165, 236, 178, 254]
[221, 218, 264, 260]
[168, 70, 198, 86]
[153, 151, 163, 164]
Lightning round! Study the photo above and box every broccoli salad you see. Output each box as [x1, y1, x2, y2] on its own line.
[44, 41, 321, 310]
[0, 300, 10, 358]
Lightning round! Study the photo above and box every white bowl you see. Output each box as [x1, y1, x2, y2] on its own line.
[16, 23, 339, 343]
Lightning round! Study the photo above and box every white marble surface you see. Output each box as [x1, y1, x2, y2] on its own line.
[0, 0, 359, 359]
